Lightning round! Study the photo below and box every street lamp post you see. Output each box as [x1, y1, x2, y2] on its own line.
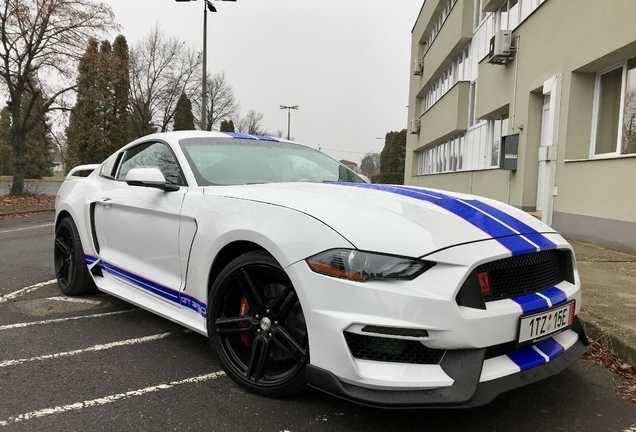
[279, 105, 299, 140]
[175, 0, 235, 130]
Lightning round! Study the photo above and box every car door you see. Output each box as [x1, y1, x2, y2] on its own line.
[94, 140, 187, 306]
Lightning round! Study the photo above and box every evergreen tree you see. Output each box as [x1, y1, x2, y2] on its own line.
[173, 93, 195, 131]
[220, 120, 229, 132]
[111, 35, 130, 148]
[67, 38, 101, 168]
[378, 129, 407, 184]
[227, 120, 235, 132]
[67, 35, 130, 168]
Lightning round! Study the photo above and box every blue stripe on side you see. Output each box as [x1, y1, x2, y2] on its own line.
[507, 346, 546, 371]
[101, 262, 179, 302]
[540, 287, 567, 306]
[535, 338, 565, 360]
[99, 261, 206, 318]
[85, 255, 98, 266]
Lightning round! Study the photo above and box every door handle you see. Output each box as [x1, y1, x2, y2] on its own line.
[99, 197, 113, 208]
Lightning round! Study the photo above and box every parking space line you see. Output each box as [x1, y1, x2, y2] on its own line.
[0, 331, 183, 367]
[0, 223, 54, 235]
[46, 296, 102, 305]
[0, 371, 225, 427]
[0, 310, 135, 331]
[0, 280, 57, 304]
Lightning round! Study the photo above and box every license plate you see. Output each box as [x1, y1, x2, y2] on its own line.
[517, 300, 575, 346]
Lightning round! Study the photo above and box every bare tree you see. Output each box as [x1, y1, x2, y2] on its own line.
[200, 71, 240, 131]
[0, 0, 117, 195]
[360, 152, 381, 178]
[128, 24, 201, 138]
[235, 110, 266, 135]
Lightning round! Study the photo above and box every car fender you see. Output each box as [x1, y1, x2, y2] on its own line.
[181, 193, 354, 305]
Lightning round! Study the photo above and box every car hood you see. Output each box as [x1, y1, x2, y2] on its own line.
[204, 183, 558, 258]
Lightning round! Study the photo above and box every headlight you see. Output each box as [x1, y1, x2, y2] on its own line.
[306, 249, 435, 282]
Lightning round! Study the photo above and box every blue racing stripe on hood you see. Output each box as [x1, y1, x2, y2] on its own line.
[334, 183, 555, 256]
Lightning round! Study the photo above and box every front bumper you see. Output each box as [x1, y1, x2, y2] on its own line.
[306, 318, 587, 408]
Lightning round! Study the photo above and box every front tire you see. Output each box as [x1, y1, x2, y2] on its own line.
[208, 250, 309, 397]
[54, 217, 97, 296]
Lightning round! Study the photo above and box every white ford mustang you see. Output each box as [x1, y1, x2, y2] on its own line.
[54, 131, 587, 407]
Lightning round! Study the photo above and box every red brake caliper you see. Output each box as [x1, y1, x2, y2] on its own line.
[238, 296, 253, 347]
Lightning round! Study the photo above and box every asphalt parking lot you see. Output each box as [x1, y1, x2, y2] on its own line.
[1, 214, 635, 431]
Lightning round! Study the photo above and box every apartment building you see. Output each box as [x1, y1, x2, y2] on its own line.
[405, 0, 636, 253]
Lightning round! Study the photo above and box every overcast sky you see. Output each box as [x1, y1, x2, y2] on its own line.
[106, 0, 423, 165]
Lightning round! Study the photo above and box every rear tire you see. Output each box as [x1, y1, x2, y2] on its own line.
[207, 250, 309, 397]
[54, 217, 97, 296]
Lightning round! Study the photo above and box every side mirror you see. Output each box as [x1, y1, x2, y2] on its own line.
[125, 168, 179, 192]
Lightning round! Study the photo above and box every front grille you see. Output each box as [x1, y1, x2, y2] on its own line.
[480, 250, 569, 302]
[344, 332, 445, 365]
[456, 250, 574, 309]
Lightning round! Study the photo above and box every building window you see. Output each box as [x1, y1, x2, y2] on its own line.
[474, 0, 487, 29]
[592, 57, 636, 156]
[468, 81, 478, 127]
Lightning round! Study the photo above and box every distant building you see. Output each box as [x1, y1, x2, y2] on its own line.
[339, 159, 358, 173]
[406, 0, 636, 253]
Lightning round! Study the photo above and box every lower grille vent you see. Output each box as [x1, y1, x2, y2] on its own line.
[344, 332, 444, 365]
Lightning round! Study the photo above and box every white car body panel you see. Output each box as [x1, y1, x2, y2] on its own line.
[54, 131, 587, 407]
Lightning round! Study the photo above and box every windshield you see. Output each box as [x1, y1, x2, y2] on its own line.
[180, 137, 365, 186]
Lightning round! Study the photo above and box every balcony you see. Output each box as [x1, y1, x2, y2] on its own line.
[419, 81, 470, 146]
[421, 0, 474, 88]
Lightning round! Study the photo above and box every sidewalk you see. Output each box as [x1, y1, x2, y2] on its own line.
[572, 241, 636, 366]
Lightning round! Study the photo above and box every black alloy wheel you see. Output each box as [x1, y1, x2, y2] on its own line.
[54, 217, 96, 296]
[208, 250, 309, 397]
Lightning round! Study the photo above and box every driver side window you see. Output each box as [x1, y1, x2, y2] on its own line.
[116, 142, 184, 185]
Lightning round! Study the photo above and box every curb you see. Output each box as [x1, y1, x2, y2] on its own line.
[0, 208, 55, 217]
[580, 315, 636, 367]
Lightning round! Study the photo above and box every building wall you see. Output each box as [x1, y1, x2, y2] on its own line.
[406, 0, 636, 252]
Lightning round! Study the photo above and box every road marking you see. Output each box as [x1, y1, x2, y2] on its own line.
[0, 223, 54, 235]
[622, 425, 636, 432]
[46, 296, 102, 305]
[0, 280, 57, 304]
[0, 310, 135, 331]
[0, 331, 182, 368]
[0, 371, 225, 427]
